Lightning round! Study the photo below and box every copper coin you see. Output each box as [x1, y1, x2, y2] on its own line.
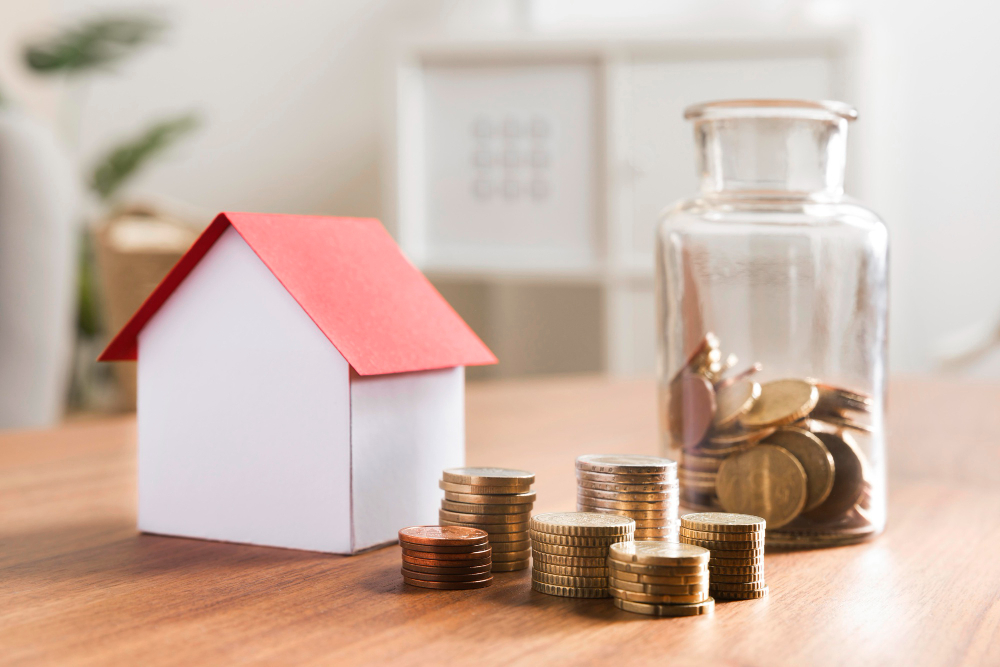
[403, 576, 493, 590]
[443, 490, 536, 505]
[763, 426, 835, 512]
[402, 562, 491, 575]
[398, 525, 489, 546]
[802, 430, 867, 522]
[400, 542, 492, 554]
[438, 509, 531, 524]
[401, 547, 491, 561]
[442, 466, 535, 487]
[669, 372, 717, 449]
[438, 481, 533, 495]
[716, 444, 807, 529]
[401, 568, 494, 582]
[740, 379, 819, 429]
[402, 554, 492, 569]
[575, 454, 677, 475]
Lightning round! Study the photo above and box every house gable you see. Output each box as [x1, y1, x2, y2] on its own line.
[137, 226, 353, 552]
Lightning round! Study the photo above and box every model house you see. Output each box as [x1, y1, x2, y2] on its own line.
[100, 212, 497, 554]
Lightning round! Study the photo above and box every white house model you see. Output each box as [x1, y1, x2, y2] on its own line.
[100, 212, 497, 554]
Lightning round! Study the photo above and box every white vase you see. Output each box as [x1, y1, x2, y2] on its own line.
[0, 107, 80, 429]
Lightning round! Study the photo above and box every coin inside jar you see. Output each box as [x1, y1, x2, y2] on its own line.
[802, 429, 868, 522]
[669, 372, 717, 448]
[762, 426, 836, 512]
[715, 444, 808, 529]
[740, 379, 819, 428]
[712, 378, 761, 429]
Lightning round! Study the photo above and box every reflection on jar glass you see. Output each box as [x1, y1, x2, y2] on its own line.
[656, 100, 888, 549]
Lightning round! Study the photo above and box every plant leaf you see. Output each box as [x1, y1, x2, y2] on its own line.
[24, 14, 166, 74]
[90, 114, 199, 200]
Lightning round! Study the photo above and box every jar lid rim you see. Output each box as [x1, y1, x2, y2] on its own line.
[684, 99, 858, 122]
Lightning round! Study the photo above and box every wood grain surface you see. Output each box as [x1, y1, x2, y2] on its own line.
[1, 376, 999, 666]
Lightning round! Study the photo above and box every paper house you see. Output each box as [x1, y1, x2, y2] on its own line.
[99, 212, 497, 554]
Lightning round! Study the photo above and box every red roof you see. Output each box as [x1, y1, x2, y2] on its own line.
[99, 212, 497, 375]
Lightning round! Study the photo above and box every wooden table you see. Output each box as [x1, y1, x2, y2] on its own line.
[2, 376, 999, 666]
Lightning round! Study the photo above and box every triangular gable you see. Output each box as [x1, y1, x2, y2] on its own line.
[99, 212, 497, 375]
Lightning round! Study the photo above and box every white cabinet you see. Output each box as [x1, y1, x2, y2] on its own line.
[390, 32, 855, 377]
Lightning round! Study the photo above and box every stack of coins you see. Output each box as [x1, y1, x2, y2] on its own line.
[438, 467, 535, 572]
[663, 331, 875, 541]
[679, 512, 767, 600]
[607, 541, 714, 617]
[399, 526, 493, 590]
[530, 512, 635, 598]
[575, 455, 679, 541]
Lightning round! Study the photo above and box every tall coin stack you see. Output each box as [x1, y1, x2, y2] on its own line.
[607, 541, 714, 617]
[399, 526, 493, 590]
[530, 512, 635, 598]
[679, 512, 768, 600]
[575, 455, 680, 540]
[438, 467, 535, 572]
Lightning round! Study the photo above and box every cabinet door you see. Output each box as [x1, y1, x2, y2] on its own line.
[421, 63, 598, 273]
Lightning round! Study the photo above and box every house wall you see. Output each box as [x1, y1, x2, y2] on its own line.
[350, 366, 465, 551]
[137, 226, 354, 553]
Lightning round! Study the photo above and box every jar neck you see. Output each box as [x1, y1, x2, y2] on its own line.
[694, 115, 849, 199]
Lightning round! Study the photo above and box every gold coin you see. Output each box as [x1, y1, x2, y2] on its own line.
[609, 587, 708, 605]
[631, 517, 679, 528]
[710, 573, 765, 584]
[492, 549, 531, 562]
[716, 445, 808, 529]
[635, 573, 708, 586]
[613, 597, 715, 617]
[531, 580, 609, 598]
[607, 560, 708, 576]
[710, 581, 768, 591]
[438, 509, 531, 524]
[490, 540, 530, 552]
[816, 414, 873, 433]
[532, 571, 608, 588]
[443, 490, 536, 505]
[531, 542, 621, 557]
[533, 563, 609, 577]
[813, 383, 873, 414]
[708, 565, 764, 575]
[709, 556, 764, 567]
[442, 467, 535, 487]
[490, 560, 530, 572]
[577, 479, 675, 493]
[635, 531, 677, 541]
[679, 527, 765, 543]
[740, 379, 819, 428]
[440, 499, 533, 515]
[608, 540, 709, 566]
[575, 454, 677, 475]
[611, 579, 708, 595]
[528, 531, 626, 547]
[574, 495, 671, 511]
[678, 453, 726, 473]
[438, 480, 533, 495]
[575, 505, 674, 520]
[680, 512, 766, 534]
[713, 378, 761, 429]
[678, 538, 763, 551]
[439, 520, 529, 534]
[669, 372, 717, 449]
[713, 587, 768, 600]
[763, 426, 835, 512]
[482, 531, 531, 542]
[704, 426, 776, 452]
[576, 486, 676, 502]
[802, 429, 868, 522]
[529, 512, 636, 536]
[532, 551, 607, 567]
[576, 470, 675, 484]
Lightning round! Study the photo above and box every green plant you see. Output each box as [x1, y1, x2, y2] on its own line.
[24, 15, 166, 74]
[91, 114, 200, 201]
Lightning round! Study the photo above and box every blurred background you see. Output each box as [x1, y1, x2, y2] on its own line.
[2, 0, 999, 430]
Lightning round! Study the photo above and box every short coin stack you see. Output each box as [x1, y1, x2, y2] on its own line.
[575, 455, 679, 540]
[399, 526, 492, 590]
[530, 512, 635, 598]
[679, 512, 767, 600]
[607, 541, 714, 617]
[438, 467, 535, 572]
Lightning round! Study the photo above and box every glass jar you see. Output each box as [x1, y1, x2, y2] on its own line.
[656, 100, 888, 548]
